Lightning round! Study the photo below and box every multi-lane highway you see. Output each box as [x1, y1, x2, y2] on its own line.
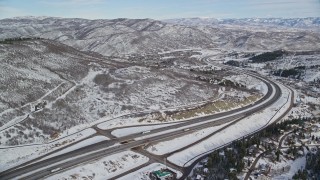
[0, 71, 284, 180]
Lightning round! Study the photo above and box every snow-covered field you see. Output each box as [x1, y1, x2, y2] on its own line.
[2, 40, 248, 146]
[0, 128, 96, 171]
[0, 16, 319, 180]
[0, 40, 275, 179]
[43, 135, 109, 160]
[96, 73, 265, 133]
[225, 74, 268, 95]
[111, 123, 181, 137]
[98, 96, 258, 130]
[288, 97, 315, 119]
[47, 151, 149, 180]
[261, 156, 306, 179]
[167, 82, 292, 166]
[146, 121, 233, 155]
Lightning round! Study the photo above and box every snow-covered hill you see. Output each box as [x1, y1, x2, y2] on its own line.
[164, 17, 320, 29]
[0, 39, 262, 146]
[0, 16, 319, 146]
[1, 17, 320, 56]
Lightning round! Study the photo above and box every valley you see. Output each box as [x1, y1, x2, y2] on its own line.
[0, 16, 319, 180]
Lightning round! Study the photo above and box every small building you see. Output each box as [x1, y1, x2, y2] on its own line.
[150, 169, 176, 180]
[259, 164, 267, 173]
[196, 175, 204, 180]
[203, 168, 209, 173]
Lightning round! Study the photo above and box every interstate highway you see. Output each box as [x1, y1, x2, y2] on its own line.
[0, 72, 282, 180]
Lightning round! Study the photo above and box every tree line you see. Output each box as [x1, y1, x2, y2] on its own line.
[0, 37, 42, 44]
[250, 50, 287, 63]
[203, 117, 319, 179]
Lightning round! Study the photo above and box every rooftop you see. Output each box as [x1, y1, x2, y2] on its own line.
[153, 170, 172, 178]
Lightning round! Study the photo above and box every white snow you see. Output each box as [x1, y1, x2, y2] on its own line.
[167, 82, 292, 167]
[127, 77, 276, 143]
[46, 151, 149, 180]
[111, 123, 181, 137]
[44, 135, 109, 160]
[146, 121, 233, 155]
[96, 77, 267, 134]
[225, 74, 268, 95]
[0, 81, 65, 132]
[268, 157, 306, 179]
[287, 90, 318, 119]
[97, 116, 155, 130]
[0, 128, 96, 171]
[304, 70, 320, 82]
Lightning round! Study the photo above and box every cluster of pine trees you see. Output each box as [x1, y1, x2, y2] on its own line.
[0, 37, 42, 44]
[205, 132, 263, 179]
[224, 60, 242, 67]
[293, 150, 320, 179]
[250, 50, 287, 63]
[272, 68, 302, 79]
[204, 117, 318, 179]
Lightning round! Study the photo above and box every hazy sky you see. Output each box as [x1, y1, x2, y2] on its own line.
[0, 0, 320, 19]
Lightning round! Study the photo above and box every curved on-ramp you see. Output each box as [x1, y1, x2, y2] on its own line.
[0, 71, 283, 180]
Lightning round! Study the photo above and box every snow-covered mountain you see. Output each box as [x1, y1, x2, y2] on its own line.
[164, 17, 320, 29]
[0, 16, 319, 170]
[0, 39, 261, 146]
[1, 17, 320, 56]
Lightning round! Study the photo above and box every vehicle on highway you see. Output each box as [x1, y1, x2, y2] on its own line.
[50, 167, 61, 173]
[183, 128, 190, 131]
[142, 130, 151, 134]
[120, 139, 134, 144]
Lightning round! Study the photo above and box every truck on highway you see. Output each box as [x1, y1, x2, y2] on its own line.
[141, 130, 151, 134]
[183, 128, 190, 132]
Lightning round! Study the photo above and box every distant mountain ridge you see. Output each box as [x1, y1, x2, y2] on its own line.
[1, 16, 320, 55]
[164, 17, 320, 29]
[163, 17, 320, 29]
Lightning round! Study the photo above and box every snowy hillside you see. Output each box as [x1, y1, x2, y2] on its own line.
[164, 17, 320, 29]
[0, 16, 319, 180]
[1, 17, 320, 56]
[0, 39, 262, 146]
